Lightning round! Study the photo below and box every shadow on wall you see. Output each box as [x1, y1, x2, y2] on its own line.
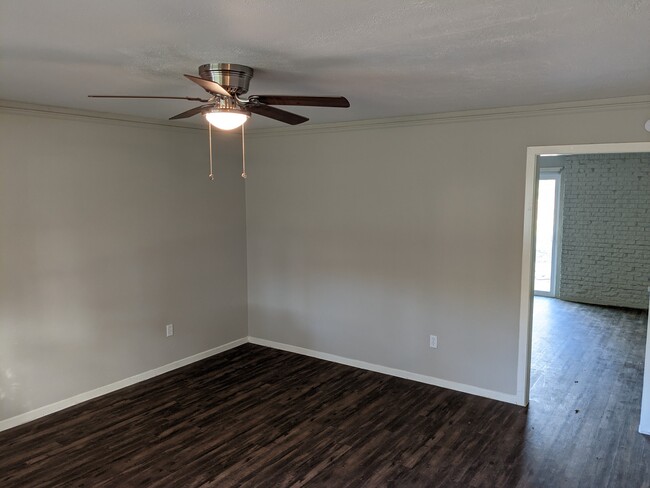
[0, 366, 26, 419]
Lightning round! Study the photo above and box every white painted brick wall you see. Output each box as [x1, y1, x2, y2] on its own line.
[558, 153, 650, 309]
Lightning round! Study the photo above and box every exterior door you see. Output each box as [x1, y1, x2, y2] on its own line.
[534, 169, 562, 296]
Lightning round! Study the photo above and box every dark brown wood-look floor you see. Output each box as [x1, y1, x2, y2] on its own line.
[1, 298, 648, 487]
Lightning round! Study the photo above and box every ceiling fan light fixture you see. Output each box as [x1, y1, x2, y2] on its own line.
[205, 108, 250, 130]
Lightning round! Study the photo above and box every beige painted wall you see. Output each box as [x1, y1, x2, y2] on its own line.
[2, 97, 649, 423]
[0, 106, 248, 421]
[245, 99, 650, 398]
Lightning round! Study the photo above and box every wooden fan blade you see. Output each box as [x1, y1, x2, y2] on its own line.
[247, 104, 309, 125]
[169, 105, 210, 120]
[249, 95, 350, 108]
[89, 95, 209, 102]
[184, 74, 232, 98]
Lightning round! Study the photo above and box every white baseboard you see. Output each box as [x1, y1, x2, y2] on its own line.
[2, 335, 520, 433]
[640, 423, 650, 436]
[0, 337, 247, 433]
[248, 336, 519, 405]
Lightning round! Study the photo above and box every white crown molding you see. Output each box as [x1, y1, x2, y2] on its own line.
[248, 95, 650, 139]
[0, 99, 206, 132]
[3, 95, 650, 138]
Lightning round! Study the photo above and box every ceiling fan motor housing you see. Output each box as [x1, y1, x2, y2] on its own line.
[199, 63, 254, 95]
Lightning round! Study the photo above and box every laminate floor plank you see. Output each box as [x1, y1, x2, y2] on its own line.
[1, 298, 648, 487]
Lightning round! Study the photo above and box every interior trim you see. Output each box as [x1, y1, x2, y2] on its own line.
[2, 334, 522, 434]
[0, 99, 205, 132]
[0, 337, 248, 433]
[249, 336, 520, 405]
[248, 95, 650, 138]
[3, 95, 650, 138]
[517, 142, 650, 408]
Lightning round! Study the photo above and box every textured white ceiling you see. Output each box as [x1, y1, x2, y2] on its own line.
[1, 0, 649, 129]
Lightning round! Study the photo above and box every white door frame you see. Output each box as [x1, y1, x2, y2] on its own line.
[516, 142, 650, 406]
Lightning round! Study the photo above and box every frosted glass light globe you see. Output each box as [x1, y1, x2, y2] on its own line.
[205, 111, 249, 130]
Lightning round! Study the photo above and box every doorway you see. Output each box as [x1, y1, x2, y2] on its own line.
[516, 142, 650, 407]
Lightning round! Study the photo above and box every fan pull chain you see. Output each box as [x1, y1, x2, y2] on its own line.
[208, 122, 215, 181]
[241, 124, 247, 179]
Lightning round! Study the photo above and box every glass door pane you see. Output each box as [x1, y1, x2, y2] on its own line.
[535, 179, 557, 294]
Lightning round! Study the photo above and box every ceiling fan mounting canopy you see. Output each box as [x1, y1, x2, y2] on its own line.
[198, 63, 254, 96]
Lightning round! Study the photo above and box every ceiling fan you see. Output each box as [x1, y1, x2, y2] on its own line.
[90, 63, 350, 129]
[90, 63, 350, 180]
